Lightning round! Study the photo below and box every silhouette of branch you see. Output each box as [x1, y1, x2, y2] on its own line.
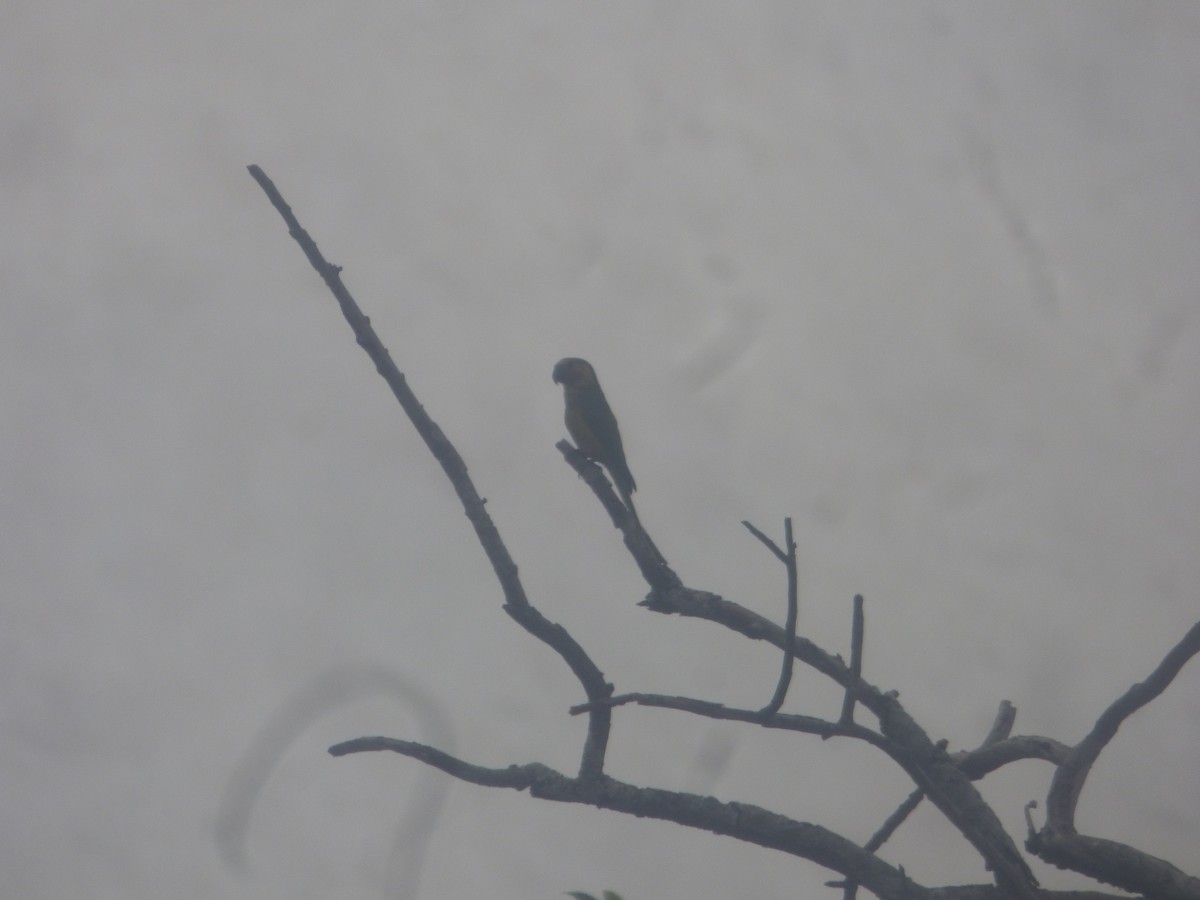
[983, 700, 1017, 745]
[1030, 621, 1200, 899]
[1045, 620, 1200, 829]
[839, 593, 865, 725]
[833, 785, 929, 900]
[555, 439, 673, 586]
[249, 165, 612, 778]
[637, 576, 1038, 897]
[254, 166, 1198, 899]
[570, 691, 891, 752]
[329, 738, 919, 900]
[742, 518, 799, 717]
[331, 739, 1137, 900]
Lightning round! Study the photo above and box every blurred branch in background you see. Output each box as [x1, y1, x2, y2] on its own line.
[250, 166, 1200, 900]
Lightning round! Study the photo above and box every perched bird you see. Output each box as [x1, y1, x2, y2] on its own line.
[552, 357, 637, 515]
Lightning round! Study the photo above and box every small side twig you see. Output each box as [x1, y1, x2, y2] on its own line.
[835, 786, 929, 900]
[982, 700, 1016, 747]
[839, 594, 865, 725]
[865, 787, 926, 853]
[742, 518, 798, 717]
[570, 691, 891, 751]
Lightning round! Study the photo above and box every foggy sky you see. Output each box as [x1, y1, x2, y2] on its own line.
[3, 3, 1198, 898]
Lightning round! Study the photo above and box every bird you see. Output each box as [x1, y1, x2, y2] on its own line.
[552, 357, 637, 516]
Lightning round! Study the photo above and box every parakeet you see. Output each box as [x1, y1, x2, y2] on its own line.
[552, 357, 637, 515]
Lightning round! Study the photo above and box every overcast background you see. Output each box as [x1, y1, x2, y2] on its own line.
[4, 3, 1199, 898]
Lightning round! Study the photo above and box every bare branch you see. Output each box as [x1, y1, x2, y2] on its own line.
[741, 518, 798, 717]
[250, 166, 613, 778]
[983, 701, 1017, 746]
[869, 787, 927, 853]
[954, 736, 1070, 779]
[571, 691, 891, 751]
[331, 739, 1135, 900]
[839, 593, 865, 725]
[1046, 620, 1200, 830]
[329, 739, 922, 900]
[1026, 831, 1200, 900]
[1029, 621, 1200, 899]
[330, 737, 540, 787]
[555, 440, 674, 590]
[947, 701, 1068, 778]
[639, 586, 1039, 898]
[741, 519, 788, 563]
[255, 168, 1196, 898]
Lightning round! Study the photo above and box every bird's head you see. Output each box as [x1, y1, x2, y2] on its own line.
[552, 357, 597, 389]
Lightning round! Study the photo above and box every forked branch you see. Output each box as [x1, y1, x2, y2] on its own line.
[253, 166, 1198, 900]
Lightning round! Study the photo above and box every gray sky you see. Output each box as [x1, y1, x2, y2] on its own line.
[4, 3, 1198, 898]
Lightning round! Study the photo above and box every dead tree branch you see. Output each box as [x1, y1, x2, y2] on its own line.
[741, 518, 799, 716]
[248, 165, 613, 779]
[252, 165, 1198, 900]
[840, 593, 866, 725]
[1029, 621, 1200, 899]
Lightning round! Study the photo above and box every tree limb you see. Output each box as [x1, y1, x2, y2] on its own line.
[329, 738, 922, 900]
[741, 518, 799, 716]
[1030, 621, 1200, 899]
[249, 165, 613, 778]
[1045, 620, 1200, 831]
[840, 593, 865, 725]
[640, 584, 1040, 897]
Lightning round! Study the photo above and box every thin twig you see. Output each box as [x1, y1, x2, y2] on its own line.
[742, 519, 798, 717]
[867, 787, 927, 853]
[839, 594, 865, 725]
[837, 787, 923, 900]
[741, 519, 788, 563]
[570, 691, 891, 750]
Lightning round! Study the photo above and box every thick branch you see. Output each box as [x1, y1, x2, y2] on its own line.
[572, 691, 891, 752]
[331, 738, 1135, 900]
[1026, 831, 1200, 900]
[954, 736, 1070, 779]
[639, 589, 1038, 897]
[330, 737, 920, 900]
